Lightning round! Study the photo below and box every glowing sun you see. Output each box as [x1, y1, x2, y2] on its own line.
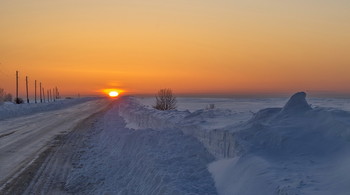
[109, 91, 119, 97]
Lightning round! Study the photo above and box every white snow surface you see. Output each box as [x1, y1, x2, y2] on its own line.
[119, 94, 350, 195]
[65, 102, 217, 194]
[0, 97, 99, 120]
[0, 98, 110, 189]
[2, 94, 350, 194]
[136, 96, 350, 112]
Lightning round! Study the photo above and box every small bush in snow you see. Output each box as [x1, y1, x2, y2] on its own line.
[4, 93, 12, 102]
[153, 88, 177, 111]
[0, 88, 13, 105]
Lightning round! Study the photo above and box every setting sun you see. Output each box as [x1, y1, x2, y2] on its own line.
[109, 91, 119, 97]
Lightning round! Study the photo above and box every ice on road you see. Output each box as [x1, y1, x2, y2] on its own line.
[0, 99, 110, 189]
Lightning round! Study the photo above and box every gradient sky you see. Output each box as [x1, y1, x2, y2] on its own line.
[1, 0, 349, 97]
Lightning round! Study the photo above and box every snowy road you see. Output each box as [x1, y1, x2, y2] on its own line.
[0, 99, 111, 190]
[1, 99, 217, 194]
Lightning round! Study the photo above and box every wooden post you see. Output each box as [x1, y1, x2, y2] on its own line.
[53, 88, 56, 102]
[43, 87, 45, 103]
[55, 87, 57, 100]
[49, 89, 52, 102]
[26, 76, 29, 104]
[40, 82, 42, 103]
[35, 80, 37, 103]
[56, 87, 59, 99]
[47, 90, 49, 102]
[16, 71, 19, 102]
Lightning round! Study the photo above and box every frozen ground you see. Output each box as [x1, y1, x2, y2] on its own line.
[1, 93, 350, 194]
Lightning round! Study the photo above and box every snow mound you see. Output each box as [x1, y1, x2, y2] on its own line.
[209, 92, 350, 195]
[118, 94, 350, 194]
[280, 92, 311, 114]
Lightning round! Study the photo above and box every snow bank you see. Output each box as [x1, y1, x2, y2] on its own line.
[118, 97, 190, 130]
[119, 93, 350, 194]
[119, 97, 251, 158]
[65, 102, 217, 194]
[0, 97, 99, 120]
[208, 92, 350, 194]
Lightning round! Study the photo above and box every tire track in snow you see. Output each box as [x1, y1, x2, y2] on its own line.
[3, 99, 218, 194]
[0, 99, 112, 192]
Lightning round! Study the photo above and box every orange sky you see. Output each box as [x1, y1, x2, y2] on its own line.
[1, 0, 349, 97]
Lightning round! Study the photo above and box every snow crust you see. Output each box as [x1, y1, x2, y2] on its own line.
[119, 93, 350, 195]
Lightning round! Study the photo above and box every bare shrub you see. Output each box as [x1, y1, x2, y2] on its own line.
[153, 88, 177, 110]
[0, 88, 13, 104]
[4, 93, 12, 102]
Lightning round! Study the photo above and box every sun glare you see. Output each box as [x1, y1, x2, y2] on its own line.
[109, 91, 119, 97]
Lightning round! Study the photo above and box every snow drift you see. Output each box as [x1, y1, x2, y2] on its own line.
[65, 102, 217, 195]
[208, 92, 350, 194]
[119, 93, 350, 195]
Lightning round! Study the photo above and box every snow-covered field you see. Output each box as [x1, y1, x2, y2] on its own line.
[137, 96, 350, 112]
[1, 93, 350, 194]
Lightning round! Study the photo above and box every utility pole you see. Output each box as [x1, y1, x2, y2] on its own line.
[35, 80, 37, 103]
[49, 89, 52, 102]
[55, 87, 58, 100]
[26, 76, 29, 104]
[53, 88, 56, 102]
[40, 82, 42, 103]
[16, 71, 19, 103]
[43, 87, 45, 103]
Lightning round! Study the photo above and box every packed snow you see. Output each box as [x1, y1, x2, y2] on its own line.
[0, 99, 109, 190]
[65, 103, 217, 194]
[0, 97, 99, 120]
[120, 93, 350, 194]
